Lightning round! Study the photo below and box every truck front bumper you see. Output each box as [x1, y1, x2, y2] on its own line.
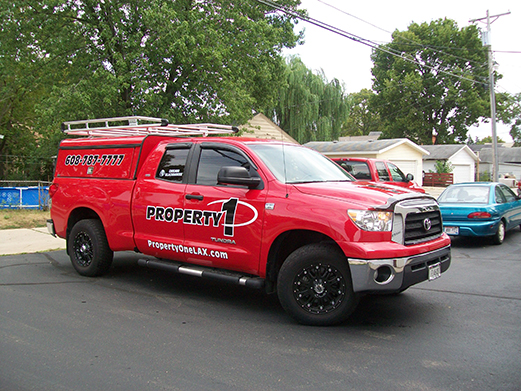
[348, 245, 451, 293]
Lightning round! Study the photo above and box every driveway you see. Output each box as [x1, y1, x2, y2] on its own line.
[1, 229, 520, 390]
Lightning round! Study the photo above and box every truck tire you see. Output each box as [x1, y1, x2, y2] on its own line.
[492, 220, 505, 245]
[277, 244, 358, 326]
[69, 219, 113, 277]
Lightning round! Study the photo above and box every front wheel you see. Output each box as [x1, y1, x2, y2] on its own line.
[69, 219, 113, 276]
[277, 244, 358, 326]
[492, 220, 505, 245]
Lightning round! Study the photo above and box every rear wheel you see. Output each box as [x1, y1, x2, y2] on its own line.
[492, 220, 505, 245]
[69, 219, 113, 276]
[277, 244, 358, 326]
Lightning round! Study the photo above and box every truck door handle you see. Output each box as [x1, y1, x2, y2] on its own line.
[186, 194, 204, 201]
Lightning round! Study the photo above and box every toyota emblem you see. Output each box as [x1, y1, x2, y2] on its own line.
[423, 218, 432, 231]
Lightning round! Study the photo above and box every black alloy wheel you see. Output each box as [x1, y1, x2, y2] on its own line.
[277, 244, 358, 326]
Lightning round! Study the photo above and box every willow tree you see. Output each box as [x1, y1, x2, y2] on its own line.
[371, 19, 491, 144]
[272, 57, 351, 143]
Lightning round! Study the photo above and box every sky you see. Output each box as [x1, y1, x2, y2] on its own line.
[283, 0, 521, 142]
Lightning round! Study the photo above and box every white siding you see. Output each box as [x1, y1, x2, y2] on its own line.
[452, 165, 472, 183]
[478, 162, 521, 183]
[423, 161, 436, 174]
[392, 160, 417, 178]
[448, 148, 476, 183]
[379, 144, 424, 184]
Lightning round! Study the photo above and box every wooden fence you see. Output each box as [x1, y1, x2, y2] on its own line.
[422, 173, 453, 187]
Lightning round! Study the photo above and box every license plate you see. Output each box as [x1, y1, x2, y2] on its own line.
[444, 226, 459, 235]
[428, 263, 441, 281]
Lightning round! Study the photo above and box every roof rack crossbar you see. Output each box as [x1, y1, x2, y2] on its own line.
[61, 116, 238, 137]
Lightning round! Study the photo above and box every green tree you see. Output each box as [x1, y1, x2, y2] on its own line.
[342, 89, 383, 137]
[1, 0, 304, 180]
[434, 160, 453, 174]
[270, 56, 350, 143]
[3, 0, 303, 123]
[475, 135, 506, 144]
[497, 93, 521, 147]
[371, 19, 491, 145]
[0, 2, 56, 180]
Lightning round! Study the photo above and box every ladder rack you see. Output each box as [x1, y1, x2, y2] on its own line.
[61, 116, 239, 137]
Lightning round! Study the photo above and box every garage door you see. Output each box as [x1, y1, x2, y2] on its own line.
[392, 160, 417, 178]
[452, 164, 472, 183]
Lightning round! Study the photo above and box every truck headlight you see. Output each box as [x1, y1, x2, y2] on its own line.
[348, 210, 393, 232]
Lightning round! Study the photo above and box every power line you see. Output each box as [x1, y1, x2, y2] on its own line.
[256, 0, 487, 86]
[317, 0, 391, 34]
[318, 0, 488, 69]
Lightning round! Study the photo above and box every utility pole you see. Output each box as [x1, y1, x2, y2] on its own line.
[470, 10, 510, 182]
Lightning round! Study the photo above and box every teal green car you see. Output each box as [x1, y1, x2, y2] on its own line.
[438, 182, 521, 245]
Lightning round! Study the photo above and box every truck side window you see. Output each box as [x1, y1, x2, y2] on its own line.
[375, 162, 390, 181]
[196, 147, 250, 186]
[388, 163, 406, 182]
[156, 148, 190, 182]
[339, 161, 371, 180]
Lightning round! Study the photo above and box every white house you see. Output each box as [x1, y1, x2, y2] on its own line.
[469, 145, 521, 182]
[422, 145, 478, 183]
[305, 138, 428, 183]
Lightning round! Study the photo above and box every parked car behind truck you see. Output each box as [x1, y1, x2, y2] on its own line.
[48, 117, 451, 326]
[438, 182, 521, 244]
[333, 157, 425, 193]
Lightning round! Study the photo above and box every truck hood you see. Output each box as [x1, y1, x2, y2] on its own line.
[293, 181, 434, 209]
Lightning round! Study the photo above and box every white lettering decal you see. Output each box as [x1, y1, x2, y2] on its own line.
[146, 240, 228, 259]
[145, 198, 257, 237]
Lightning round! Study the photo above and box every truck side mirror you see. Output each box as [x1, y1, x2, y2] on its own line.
[217, 166, 262, 189]
[406, 173, 414, 182]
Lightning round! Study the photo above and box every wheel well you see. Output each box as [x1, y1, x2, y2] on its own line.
[265, 230, 344, 290]
[66, 207, 102, 242]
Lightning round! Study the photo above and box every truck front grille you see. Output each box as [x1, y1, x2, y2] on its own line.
[404, 209, 443, 245]
[389, 197, 443, 246]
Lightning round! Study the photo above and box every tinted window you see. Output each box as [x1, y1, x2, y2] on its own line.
[156, 147, 190, 182]
[338, 161, 371, 180]
[375, 162, 390, 181]
[388, 163, 406, 182]
[196, 147, 250, 186]
[495, 186, 506, 204]
[438, 186, 490, 204]
[499, 185, 517, 203]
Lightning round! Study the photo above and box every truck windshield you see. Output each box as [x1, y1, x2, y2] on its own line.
[249, 143, 353, 184]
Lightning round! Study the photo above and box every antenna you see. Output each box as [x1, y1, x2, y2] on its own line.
[282, 139, 289, 198]
[279, 118, 289, 198]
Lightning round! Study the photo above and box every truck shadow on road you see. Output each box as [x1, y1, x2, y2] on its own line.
[46, 250, 448, 329]
[105, 253, 443, 328]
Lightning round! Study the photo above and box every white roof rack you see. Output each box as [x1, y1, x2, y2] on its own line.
[61, 116, 239, 137]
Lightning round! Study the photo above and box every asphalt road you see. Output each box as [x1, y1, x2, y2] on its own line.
[1, 230, 521, 391]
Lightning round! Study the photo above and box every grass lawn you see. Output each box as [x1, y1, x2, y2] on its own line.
[1, 209, 50, 230]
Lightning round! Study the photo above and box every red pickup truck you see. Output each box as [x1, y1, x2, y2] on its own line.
[48, 117, 450, 326]
[333, 157, 425, 193]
